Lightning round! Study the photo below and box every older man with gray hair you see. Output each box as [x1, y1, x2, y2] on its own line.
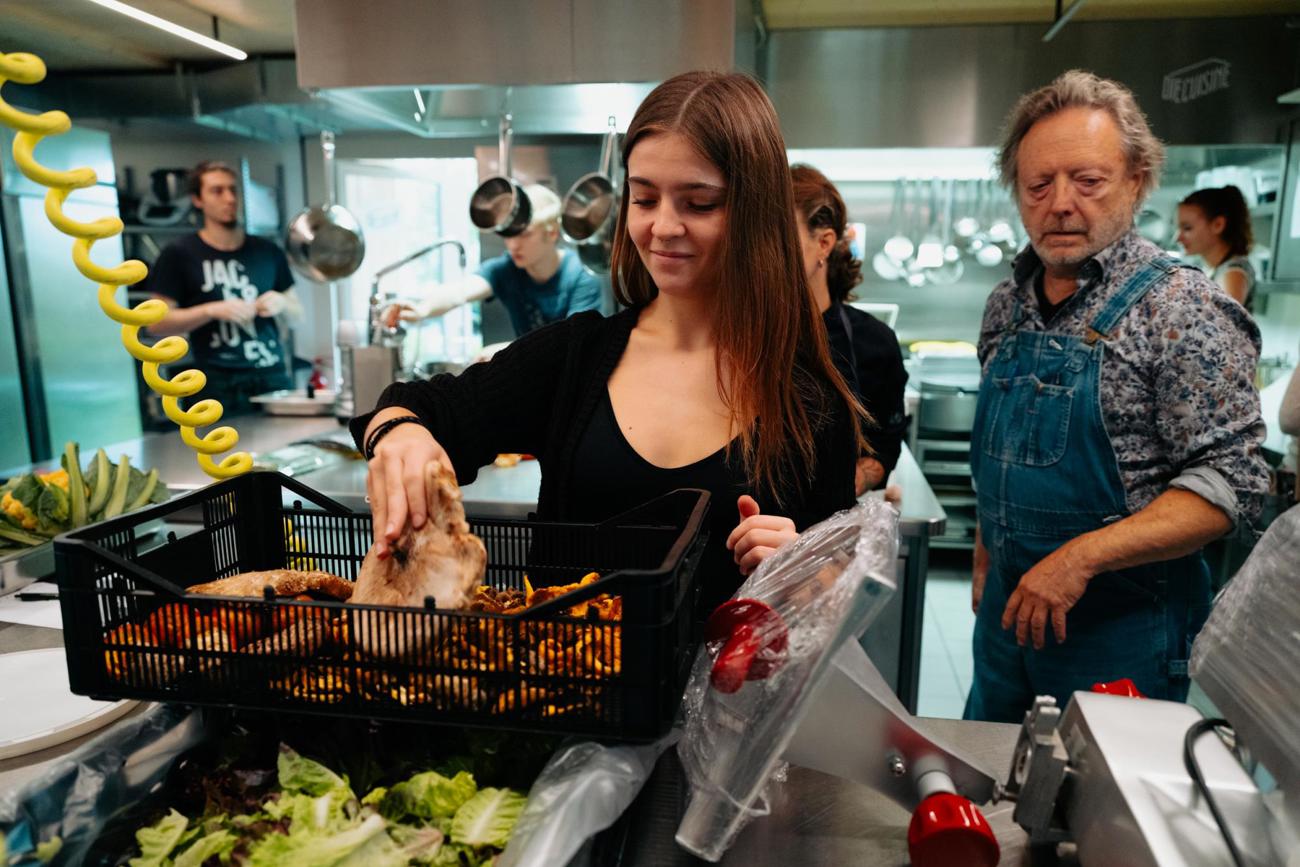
[965, 70, 1268, 723]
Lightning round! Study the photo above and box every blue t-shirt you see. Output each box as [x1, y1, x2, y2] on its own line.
[479, 250, 606, 336]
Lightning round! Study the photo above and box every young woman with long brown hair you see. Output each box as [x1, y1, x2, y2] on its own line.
[354, 71, 865, 612]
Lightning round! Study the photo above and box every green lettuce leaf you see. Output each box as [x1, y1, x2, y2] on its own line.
[449, 787, 526, 849]
[245, 812, 388, 867]
[35, 477, 70, 534]
[128, 808, 190, 867]
[387, 824, 446, 861]
[172, 829, 237, 867]
[278, 745, 352, 797]
[334, 826, 445, 867]
[264, 789, 356, 834]
[381, 770, 477, 823]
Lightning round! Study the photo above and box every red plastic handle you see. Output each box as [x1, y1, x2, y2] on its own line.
[1092, 677, 1145, 698]
[705, 598, 789, 693]
[907, 793, 1000, 867]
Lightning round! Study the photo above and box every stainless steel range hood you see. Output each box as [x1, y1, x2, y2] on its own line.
[19, 0, 754, 141]
[293, 0, 753, 89]
[292, 0, 756, 136]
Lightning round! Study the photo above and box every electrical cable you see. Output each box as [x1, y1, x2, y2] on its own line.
[1183, 717, 1247, 867]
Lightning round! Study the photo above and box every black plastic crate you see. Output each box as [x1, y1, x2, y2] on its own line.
[53, 471, 710, 741]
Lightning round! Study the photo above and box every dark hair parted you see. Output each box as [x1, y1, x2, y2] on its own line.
[187, 160, 238, 198]
[791, 163, 862, 304]
[609, 71, 866, 503]
[1181, 185, 1254, 258]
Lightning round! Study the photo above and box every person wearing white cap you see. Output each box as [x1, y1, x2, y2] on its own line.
[385, 183, 606, 338]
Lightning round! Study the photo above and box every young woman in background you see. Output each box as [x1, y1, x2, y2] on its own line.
[1177, 185, 1256, 311]
[791, 164, 909, 495]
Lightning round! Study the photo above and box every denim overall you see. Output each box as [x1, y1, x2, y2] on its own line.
[964, 257, 1211, 723]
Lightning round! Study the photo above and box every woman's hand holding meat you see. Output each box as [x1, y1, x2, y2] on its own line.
[363, 407, 454, 557]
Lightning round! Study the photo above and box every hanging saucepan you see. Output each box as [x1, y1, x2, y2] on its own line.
[563, 117, 620, 275]
[285, 131, 366, 282]
[469, 114, 532, 237]
[562, 116, 619, 245]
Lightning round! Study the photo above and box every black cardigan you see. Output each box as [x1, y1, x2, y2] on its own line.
[823, 302, 910, 480]
[350, 307, 858, 532]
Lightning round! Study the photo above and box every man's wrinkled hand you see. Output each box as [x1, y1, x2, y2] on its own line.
[1001, 539, 1094, 650]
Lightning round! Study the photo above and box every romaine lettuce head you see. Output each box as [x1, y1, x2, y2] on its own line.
[449, 788, 527, 850]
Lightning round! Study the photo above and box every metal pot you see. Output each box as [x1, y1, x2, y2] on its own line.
[576, 235, 613, 275]
[285, 131, 366, 282]
[561, 116, 619, 244]
[469, 115, 532, 237]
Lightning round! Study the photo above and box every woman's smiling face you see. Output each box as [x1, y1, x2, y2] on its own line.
[625, 131, 728, 298]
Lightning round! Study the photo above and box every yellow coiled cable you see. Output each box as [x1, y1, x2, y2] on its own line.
[0, 51, 251, 479]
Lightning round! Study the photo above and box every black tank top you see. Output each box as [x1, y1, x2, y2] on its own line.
[567, 390, 751, 615]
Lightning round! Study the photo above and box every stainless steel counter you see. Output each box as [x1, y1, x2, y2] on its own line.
[299, 448, 545, 519]
[886, 443, 947, 539]
[0, 414, 344, 493]
[611, 719, 1025, 866]
[294, 439, 948, 535]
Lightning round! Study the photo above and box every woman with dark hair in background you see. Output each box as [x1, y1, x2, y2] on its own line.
[1177, 185, 1256, 311]
[791, 164, 909, 496]
[354, 72, 866, 615]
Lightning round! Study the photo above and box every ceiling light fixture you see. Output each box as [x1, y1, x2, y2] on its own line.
[85, 0, 248, 61]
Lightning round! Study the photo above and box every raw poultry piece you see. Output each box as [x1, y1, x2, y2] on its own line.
[187, 569, 353, 601]
[350, 460, 487, 658]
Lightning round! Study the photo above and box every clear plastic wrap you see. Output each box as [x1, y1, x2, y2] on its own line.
[0, 705, 203, 866]
[1190, 503, 1300, 826]
[498, 733, 676, 867]
[674, 499, 900, 861]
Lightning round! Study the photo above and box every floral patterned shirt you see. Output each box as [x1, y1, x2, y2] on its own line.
[978, 229, 1269, 528]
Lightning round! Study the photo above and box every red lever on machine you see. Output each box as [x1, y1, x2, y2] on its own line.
[704, 599, 790, 693]
[1091, 677, 1145, 698]
[907, 792, 1000, 867]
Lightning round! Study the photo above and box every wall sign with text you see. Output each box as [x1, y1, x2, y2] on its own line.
[1162, 58, 1231, 105]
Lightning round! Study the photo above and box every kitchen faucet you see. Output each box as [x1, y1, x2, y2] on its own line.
[367, 238, 468, 346]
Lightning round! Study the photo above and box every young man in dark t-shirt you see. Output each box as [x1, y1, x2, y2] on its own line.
[147, 160, 303, 413]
